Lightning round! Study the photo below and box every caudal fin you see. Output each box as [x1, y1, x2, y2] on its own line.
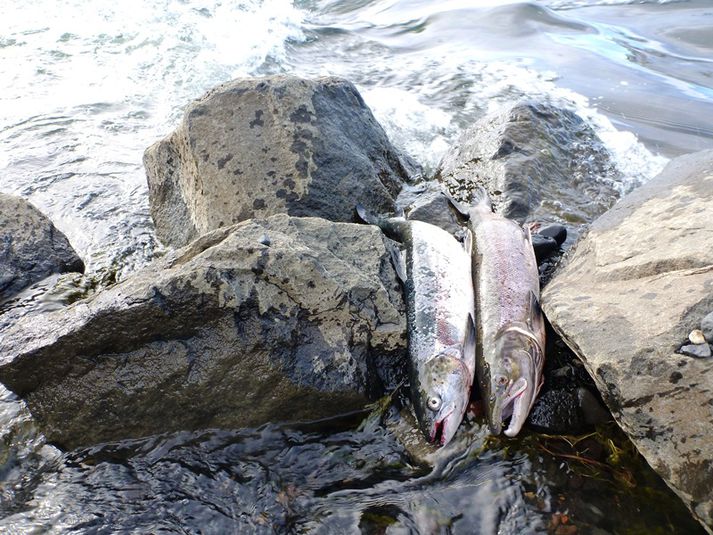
[470, 186, 493, 213]
[355, 204, 378, 225]
[354, 204, 410, 244]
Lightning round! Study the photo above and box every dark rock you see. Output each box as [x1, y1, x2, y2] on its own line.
[0, 215, 407, 449]
[437, 101, 621, 244]
[701, 311, 713, 343]
[576, 387, 611, 426]
[680, 344, 712, 359]
[0, 193, 84, 301]
[527, 388, 585, 435]
[542, 149, 713, 533]
[144, 75, 418, 247]
[531, 233, 559, 264]
[537, 224, 567, 246]
[397, 182, 462, 235]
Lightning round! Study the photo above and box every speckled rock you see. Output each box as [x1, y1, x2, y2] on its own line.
[144, 75, 417, 247]
[0, 215, 407, 449]
[437, 101, 621, 242]
[0, 193, 84, 300]
[542, 150, 713, 534]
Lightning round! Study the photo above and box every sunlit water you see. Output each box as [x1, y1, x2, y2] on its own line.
[1, 0, 713, 533]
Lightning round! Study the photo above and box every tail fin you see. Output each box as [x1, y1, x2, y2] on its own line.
[441, 189, 469, 218]
[355, 204, 410, 244]
[355, 204, 377, 225]
[443, 186, 494, 219]
[470, 186, 493, 214]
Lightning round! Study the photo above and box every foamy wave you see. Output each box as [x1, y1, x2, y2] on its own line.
[360, 86, 455, 176]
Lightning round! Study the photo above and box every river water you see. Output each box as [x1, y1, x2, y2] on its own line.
[1, 0, 712, 533]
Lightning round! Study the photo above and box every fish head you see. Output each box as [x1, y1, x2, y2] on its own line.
[486, 326, 544, 437]
[413, 348, 471, 446]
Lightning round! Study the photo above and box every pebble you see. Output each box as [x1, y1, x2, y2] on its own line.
[680, 343, 712, 359]
[701, 311, 713, 342]
[689, 329, 706, 345]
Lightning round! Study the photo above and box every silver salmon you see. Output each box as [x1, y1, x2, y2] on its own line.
[449, 189, 545, 437]
[357, 206, 476, 446]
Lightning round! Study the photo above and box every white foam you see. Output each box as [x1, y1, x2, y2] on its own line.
[360, 86, 455, 176]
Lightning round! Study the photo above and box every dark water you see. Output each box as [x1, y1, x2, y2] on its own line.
[2, 0, 713, 533]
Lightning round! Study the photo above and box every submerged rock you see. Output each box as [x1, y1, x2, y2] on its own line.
[437, 101, 621, 242]
[0, 215, 407, 449]
[0, 193, 84, 301]
[542, 149, 713, 533]
[144, 75, 417, 247]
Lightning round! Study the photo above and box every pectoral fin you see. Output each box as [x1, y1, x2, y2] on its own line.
[527, 290, 545, 336]
[464, 314, 477, 382]
[388, 244, 408, 283]
[462, 228, 473, 256]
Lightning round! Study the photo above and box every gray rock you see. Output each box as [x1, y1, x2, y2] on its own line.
[701, 311, 713, 343]
[437, 101, 620, 237]
[0, 215, 407, 450]
[680, 344, 712, 359]
[0, 193, 84, 300]
[542, 149, 713, 533]
[396, 182, 462, 235]
[144, 75, 418, 247]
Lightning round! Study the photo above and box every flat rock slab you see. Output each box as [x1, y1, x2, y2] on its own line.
[542, 150, 713, 533]
[0, 215, 406, 450]
[145, 75, 416, 247]
[0, 193, 84, 301]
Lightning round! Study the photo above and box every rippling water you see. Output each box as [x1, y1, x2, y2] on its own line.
[2, 0, 713, 533]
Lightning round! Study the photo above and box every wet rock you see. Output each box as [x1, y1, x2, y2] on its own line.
[144, 75, 418, 247]
[680, 344, 712, 359]
[576, 387, 611, 426]
[537, 223, 567, 246]
[542, 149, 713, 533]
[0, 193, 84, 301]
[0, 215, 407, 449]
[531, 233, 559, 263]
[437, 101, 621, 244]
[702, 311, 713, 343]
[396, 182, 462, 235]
[527, 388, 584, 435]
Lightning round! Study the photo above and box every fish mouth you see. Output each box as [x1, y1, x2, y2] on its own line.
[491, 377, 529, 437]
[430, 408, 454, 446]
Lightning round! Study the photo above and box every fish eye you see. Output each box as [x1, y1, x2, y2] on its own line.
[427, 395, 442, 411]
[494, 374, 508, 387]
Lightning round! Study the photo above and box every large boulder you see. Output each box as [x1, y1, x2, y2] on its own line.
[437, 101, 620, 233]
[144, 75, 417, 247]
[542, 150, 713, 533]
[0, 215, 407, 450]
[0, 193, 84, 300]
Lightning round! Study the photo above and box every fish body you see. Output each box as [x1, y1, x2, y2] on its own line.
[357, 207, 476, 446]
[450, 189, 545, 437]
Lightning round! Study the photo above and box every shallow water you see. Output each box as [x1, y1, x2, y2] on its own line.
[1, 0, 713, 533]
